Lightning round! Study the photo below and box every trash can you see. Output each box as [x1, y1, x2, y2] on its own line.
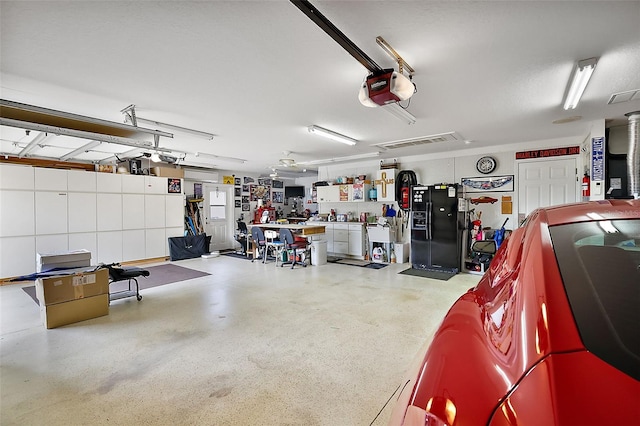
[310, 240, 327, 266]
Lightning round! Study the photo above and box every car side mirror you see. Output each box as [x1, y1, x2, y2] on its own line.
[471, 240, 497, 255]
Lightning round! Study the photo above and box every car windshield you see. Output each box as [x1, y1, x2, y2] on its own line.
[549, 218, 640, 381]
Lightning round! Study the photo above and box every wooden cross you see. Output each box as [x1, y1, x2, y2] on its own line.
[375, 172, 394, 198]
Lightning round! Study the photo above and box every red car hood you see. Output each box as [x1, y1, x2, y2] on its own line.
[490, 350, 640, 425]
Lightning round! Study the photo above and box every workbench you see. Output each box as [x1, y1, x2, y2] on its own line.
[250, 223, 326, 237]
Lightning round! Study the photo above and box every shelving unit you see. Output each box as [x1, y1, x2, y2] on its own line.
[185, 198, 204, 236]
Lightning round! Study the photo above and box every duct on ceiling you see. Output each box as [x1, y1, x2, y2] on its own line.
[626, 111, 640, 199]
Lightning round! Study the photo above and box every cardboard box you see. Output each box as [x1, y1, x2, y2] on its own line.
[36, 249, 92, 273]
[152, 166, 184, 179]
[40, 294, 109, 329]
[35, 268, 109, 306]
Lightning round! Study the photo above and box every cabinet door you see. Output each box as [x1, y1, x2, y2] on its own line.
[122, 194, 145, 229]
[97, 172, 122, 193]
[35, 168, 67, 191]
[145, 228, 166, 258]
[324, 225, 334, 252]
[333, 229, 349, 242]
[316, 186, 339, 202]
[145, 176, 166, 194]
[165, 195, 184, 228]
[122, 174, 146, 194]
[96, 231, 123, 264]
[0, 190, 34, 237]
[36, 191, 68, 234]
[0, 236, 35, 278]
[333, 241, 349, 254]
[68, 193, 97, 233]
[145, 195, 166, 229]
[0, 164, 34, 190]
[68, 170, 96, 192]
[97, 193, 123, 231]
[122, 229, 146, 261]
[348, 229, 363, 256]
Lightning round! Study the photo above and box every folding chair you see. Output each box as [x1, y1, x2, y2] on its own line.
[279, 228, 308, 269]
[264, 230, 286, 265]
[250, 226, 267, 262]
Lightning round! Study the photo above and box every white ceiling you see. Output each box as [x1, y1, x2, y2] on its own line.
[1, 1, 639, 176]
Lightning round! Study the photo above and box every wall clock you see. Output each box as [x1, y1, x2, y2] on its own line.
[476, 156, 497, 174]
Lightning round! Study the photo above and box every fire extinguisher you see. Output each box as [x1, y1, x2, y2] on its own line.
[582, 173, 590, 197]
[401, 186, 410, 210]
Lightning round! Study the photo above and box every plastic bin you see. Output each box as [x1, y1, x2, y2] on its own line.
[310, 240, 327, 266]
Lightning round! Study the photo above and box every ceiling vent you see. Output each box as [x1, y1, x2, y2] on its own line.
[373, 132, 464, 150]
[608, 89, 640, 105]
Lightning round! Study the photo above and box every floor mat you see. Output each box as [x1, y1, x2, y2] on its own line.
[398, 268, 457, 281]
[221, 252, 251, 260]
[327, 258, 388, 269]
[22, 264, 210, 305]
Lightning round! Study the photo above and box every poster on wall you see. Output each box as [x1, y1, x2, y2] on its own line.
[235, 178, 241, 186]
[223, 175, 235, 185]
[250, 184, 270, 202]
[234, 187, 241, 197]
[243, 176, 254, 184]
[242, 195, 250, 204]
[591, 137, 604, 181]
[272, 191, 283, 203]
[234, 199, 241, 208]
[242, 184, 250, 193]
[168, 178, 182, 194]
[242, 203, 250, 211]
[272, 180, 284, 189]
[339, 185, 349, 201]
[461, 175, 514, 193]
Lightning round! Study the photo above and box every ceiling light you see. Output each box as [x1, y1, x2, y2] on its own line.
[150, 152, 161, 162]
[18, 132, 51, 158]
[60, 140, 101, 161]
[563, 57, 598, 110]
[298, 152, 380, 166]
[308, 125, 357, 146]
[382, 103, 416, 125]
[194, 152, 246, 164]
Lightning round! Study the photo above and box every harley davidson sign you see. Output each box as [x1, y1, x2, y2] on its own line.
[516, 146, 580, 160]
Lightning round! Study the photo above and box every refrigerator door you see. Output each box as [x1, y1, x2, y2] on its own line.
[429, 186, 460, 271]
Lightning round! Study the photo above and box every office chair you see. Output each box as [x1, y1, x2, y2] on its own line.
[279, 228, 308, 269]
[250, 226, 266, 262]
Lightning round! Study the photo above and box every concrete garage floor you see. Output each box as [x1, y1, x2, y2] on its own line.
[1, 256, 480, 425]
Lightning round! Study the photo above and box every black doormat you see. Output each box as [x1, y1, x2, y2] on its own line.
[398, 268, 457, 281]
[327, 258, 388, 269]
[221, 252, 251, 260]
[22, 264, 210, 305]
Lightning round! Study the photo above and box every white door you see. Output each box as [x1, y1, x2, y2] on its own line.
[203, 184, 235, 252]
[518, 157, 577, 220]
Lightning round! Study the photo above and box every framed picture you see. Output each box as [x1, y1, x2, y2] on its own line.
[272, 180, 284, 189]
[234, 199, 241, 208]
[242, 184, 250, 193]
[234, 187, 241, 197]
[250, 184, 270, 202]
[258, 178, 272, 186]
[223, 175, 235, 185]
[461, 175, 514, 193]
[235, 177, 241, 186]
[243, 176, 255, 184]
[242, 195, 249, 204]
[242, 203, 250, 211]
[168, 178, 182, 194]
[272, 191, 284, 203]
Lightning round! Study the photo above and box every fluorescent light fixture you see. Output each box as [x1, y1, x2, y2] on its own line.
[563, 57, 598, 110]
[298, 152, 380, 166]
[60, 140, 101, 161]
[382, 102, 416, 125]
[194, 152, 246, 164]
[308, 125, 357, 146]
[18, 132, 50, 158]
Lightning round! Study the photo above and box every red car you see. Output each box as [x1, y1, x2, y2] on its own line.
[389, 199, 640, 425]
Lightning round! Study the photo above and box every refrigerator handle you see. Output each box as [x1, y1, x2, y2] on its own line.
[427, 201, 432, 240]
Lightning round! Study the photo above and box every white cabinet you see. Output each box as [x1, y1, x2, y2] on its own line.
[0, 164, 34, 190]
[348, 224, 364, 256]
[316, 186, 340, 202]
[97, 172, 122, 193]
[122, 229, 146, 261]
[0, 190, 34, 237]
[68, 170, 96, 192]
[165, 195, 184, 228]
[122, 194, 145, 229]
[68, 232, 97, 258]
[317, 184, 370, 202]
[68, 193, 97, 233]
[36, 191, 68, 234]
[97, 193, 123, 231]
[35, 168, 67, 191]
[122, 174, 145, 193]
[96, 231, 123, 264]
[0, 236, 35, 278]
[144, 176, 167, 194]
[145, 228, 166, 258]
[145, 195, 166, 229]
[36, 234, 69, 254]
[323, 222, 366, 258]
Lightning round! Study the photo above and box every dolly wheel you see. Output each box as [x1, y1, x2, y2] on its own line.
[137, 295, 143, 301]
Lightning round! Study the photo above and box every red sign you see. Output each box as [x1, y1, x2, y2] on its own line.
[515, 146, 580, 160]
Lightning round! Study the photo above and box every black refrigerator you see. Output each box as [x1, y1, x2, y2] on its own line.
[410, 184, 462, 272]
